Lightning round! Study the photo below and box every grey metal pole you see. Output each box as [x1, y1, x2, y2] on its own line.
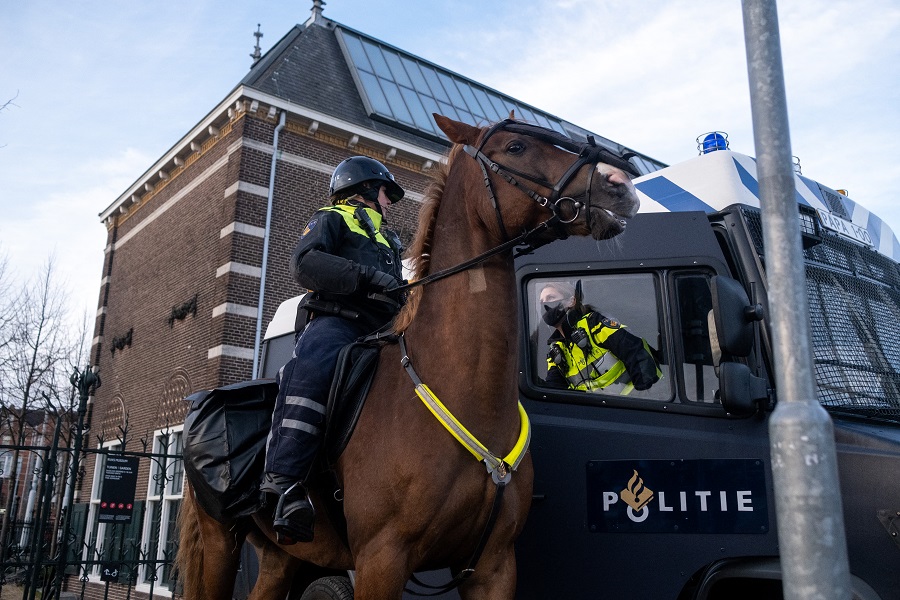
[741, 2, 851, 598]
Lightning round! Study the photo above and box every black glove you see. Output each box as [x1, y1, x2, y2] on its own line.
[360, 265, 399, 292]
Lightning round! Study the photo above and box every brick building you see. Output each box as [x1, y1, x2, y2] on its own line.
[74, 2, 663, 596]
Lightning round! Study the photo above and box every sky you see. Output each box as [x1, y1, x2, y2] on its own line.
[1, 0, 899, 329]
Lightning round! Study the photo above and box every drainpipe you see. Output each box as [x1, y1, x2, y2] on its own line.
[252, 109, 286, 379]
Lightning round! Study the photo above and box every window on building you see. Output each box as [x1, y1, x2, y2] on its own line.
[0, 435, 12, 479]
[138, 427, 183, 592]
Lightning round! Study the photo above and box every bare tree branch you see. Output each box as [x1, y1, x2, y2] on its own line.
[0, 90, 17, 113]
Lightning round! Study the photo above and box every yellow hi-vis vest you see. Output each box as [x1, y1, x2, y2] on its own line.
[547, 314, 630, 392]
[321, 204, 392, 250]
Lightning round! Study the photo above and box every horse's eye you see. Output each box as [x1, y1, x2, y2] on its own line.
[506, 141, 526, 155]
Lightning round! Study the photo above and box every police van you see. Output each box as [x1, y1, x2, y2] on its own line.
[258, 136, 900, 599]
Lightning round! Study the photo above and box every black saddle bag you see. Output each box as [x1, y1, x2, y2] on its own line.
[183, 379, 277, 523]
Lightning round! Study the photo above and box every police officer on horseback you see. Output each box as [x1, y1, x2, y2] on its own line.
[262, 156, 405, 544]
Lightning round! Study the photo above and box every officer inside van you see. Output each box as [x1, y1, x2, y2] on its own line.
[540, 281, 661, 394]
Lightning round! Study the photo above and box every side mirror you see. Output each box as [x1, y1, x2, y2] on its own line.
[719, 362, 769, 416]
[711, 276, 764, 357]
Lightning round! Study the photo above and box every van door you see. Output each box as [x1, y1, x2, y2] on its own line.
[515, 267, 778, 599]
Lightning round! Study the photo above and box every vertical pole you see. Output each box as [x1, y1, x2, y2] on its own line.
[53, 366, 100, 593]
[27, 411, 64, 600]
[740, 2, 851, 598]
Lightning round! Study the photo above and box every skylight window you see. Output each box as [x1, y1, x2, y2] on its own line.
[337, 28, 568, 141]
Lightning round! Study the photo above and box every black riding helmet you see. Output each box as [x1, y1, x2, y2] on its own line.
[329, 156, 405, 204]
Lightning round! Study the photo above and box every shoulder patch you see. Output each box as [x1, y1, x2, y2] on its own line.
[301, 218, 318, 238]
[601, 317, 620, 329]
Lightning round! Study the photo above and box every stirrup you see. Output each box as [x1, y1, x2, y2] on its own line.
[272, 481, 315, 545]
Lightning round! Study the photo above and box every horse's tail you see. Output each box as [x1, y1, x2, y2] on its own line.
[175, 483, 205, 600]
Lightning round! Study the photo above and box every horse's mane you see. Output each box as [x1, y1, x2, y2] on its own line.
[393, 144, 465, 333]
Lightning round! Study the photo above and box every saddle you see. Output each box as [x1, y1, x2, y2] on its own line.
[183, 337, 388, 523]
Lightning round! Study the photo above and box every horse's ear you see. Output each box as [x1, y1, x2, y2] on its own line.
[509, 109, 516, 120]
[434, 113, 481, 145]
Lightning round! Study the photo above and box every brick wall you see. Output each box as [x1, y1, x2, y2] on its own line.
[84, 111, 434, 498]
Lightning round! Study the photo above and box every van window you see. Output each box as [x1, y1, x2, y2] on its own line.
[673, 273, 719, 403]
[260, 333, 296, 379]
[527, 274, 671, 401]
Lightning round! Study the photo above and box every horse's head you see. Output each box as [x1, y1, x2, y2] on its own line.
[435, 114, 640, 243]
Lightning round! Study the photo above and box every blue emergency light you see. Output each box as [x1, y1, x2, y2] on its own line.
[698, 132, 729, 154]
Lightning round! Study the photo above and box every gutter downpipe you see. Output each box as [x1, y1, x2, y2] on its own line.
[741, 2, 850, 598]
[253, 110, 286, 379]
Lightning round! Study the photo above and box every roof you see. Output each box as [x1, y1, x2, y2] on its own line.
[238, 15, 666, 173]
[239, 21, 448, 156]
[634, 149, 900, 262]
[102, 8, 667, 220]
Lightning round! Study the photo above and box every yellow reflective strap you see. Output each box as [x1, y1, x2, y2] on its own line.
[415, 384, 492, 462]
[502, 402, 531, 470]
[414, 384, 531, 472]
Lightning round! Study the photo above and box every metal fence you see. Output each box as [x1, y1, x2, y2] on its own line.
[0, 370, 183, 600]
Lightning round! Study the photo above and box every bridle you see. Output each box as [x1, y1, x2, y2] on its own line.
[463, 119, 640, 242]
[388, 119, 639, 295]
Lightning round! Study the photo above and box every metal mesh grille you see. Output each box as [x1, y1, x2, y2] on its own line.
[820, 186, 851, 219]
[742, 207, 900, 420]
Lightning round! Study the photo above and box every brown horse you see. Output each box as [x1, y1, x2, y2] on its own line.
[176, 113, 640, 599]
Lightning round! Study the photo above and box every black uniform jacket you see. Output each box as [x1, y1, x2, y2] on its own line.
[291, 203, 403, 330]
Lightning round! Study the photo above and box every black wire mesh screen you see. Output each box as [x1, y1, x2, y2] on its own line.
[742, 206, 900, 421]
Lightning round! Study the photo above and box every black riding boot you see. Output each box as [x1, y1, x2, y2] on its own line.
[261, 473, 316, 545]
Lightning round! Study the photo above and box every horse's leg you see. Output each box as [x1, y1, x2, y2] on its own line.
[177, 484, 243, 600]
[245, 530, 301, 600]
[351, 534, 413, 600]
[458, 543, 517, 600]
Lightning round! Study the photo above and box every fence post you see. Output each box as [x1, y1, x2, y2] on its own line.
[51, 366, 100, 594]
[740, 1, 851, 598]
[25, 408, 64, 600]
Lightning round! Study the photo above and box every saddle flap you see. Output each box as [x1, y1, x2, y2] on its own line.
[325, 340, 382, 465]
